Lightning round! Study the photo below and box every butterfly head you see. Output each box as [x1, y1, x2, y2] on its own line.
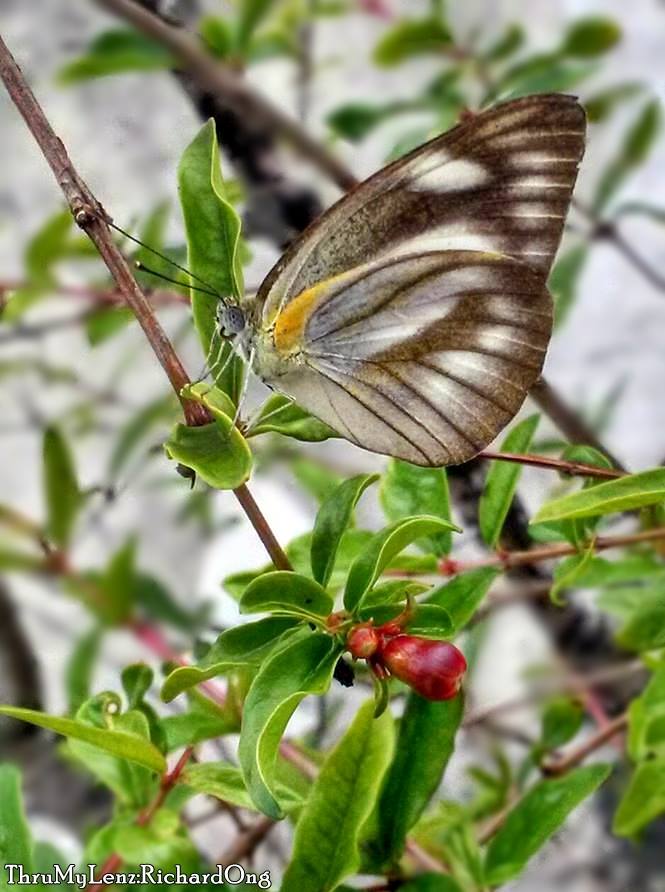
[217, 302, 246, 339]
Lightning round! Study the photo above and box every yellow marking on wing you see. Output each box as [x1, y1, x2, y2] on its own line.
[272, 281, 329, 354]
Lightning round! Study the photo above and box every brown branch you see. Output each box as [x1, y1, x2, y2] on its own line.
[0, 32, 291, 572]
[441, 526, 665, 575]
[217, 814, 276, 865]
[84, 746, 195, 892]
[541, 712, 628, 777]
[478, 449, 624, 480]
[0, 33, 205, 427]
[530, 377, 626, 471]
[463, 661, 643, 729]
[95, 0, 358, 193]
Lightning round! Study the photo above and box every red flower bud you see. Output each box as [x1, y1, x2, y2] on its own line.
[346, 624, 380, 659]
[381, 635, 466, 701]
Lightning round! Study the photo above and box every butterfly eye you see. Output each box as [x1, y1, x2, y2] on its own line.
[218, 305, 246, 337]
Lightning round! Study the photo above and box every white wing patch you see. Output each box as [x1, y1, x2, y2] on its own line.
[408, 154, 490, 192]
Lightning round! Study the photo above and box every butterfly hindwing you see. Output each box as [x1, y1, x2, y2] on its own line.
[255, 93, 586, 327]
[264, 251, 551, 466]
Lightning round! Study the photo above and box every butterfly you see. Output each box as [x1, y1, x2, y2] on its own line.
[218, 93, 586, 467]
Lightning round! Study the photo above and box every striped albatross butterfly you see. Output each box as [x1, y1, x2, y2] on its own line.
[220, 93, 586, 466]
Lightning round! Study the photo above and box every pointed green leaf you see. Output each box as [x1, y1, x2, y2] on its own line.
[381, 461, 453, 556]
[374, 18, 452, 66]
[614, 759, 665, 836]
[365, 693, 463, 867]
[311, 474, 379, 587]
[344, 516, 460, 612]
[281, 700, 394, 892]
[239, 632, 341, 817]
[178, 119, 244, 402]
[240, 571, 333, 619]
[42, 426, 81, 548]
[58, 28, 174, 82]
[562, 17, 621, 57]
[248, 394, 338, 442]
[485, 764, 611, 885]
[532, 467, 665, 523]
[479, 415, 540, 547]
[426, 568, 499, 632]
[161, 617, 301, 702]
[0, 765, 33, 887]
[0, 706, 166, 774]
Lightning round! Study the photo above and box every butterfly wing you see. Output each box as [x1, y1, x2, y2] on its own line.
[251, 94, 585, 465]
[261, 251, 551, 466]
[254, 93, 586, 328]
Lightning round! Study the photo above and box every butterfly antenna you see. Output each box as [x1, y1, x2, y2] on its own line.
[107, 220, 221, 296]
[134, 261, 219, 297]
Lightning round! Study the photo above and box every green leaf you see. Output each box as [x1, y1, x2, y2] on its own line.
[585, 82, 644, 122]
[483, 24, 524, 61]
[85, 306, 134, 345]
[58, 28, 174, 82]
[247, 394, 338, 442]
[562, 17, 621, 57]
[366, 693, 463, 867]
[373, 18, 452, 66]
[593, 99, 662, 212]
[426, 568, 499, 632]
[627, 668, 665, 761]
[539, 697, 584, 752]
[344, 516, 460, 612]
[161, 617, 301, 701]
[484, 764, 611, 885]
[479, 415, 539, 547]
[327, 101, 416, 141]
[614, 759, 665, 836]
[281, 700, 394, 892]
[491, 54, 596, 102]
[381, 461, 453, 556]
[66, 626, 102, 713]
[182, 762, 255, 810]
[0, 706, 166, 774]
[0, 765, 33, 888]
[311, 474, 379, 587]
[240, 571, 333, 619]
[236, 0, 279, 51]
[164, 416, 252, 490]
[239, 632, 341, 817]
[42, 426, 80, 548]
[199, 15, 233, 58]
[617, 600, 665, 652]
[358, 603, 452, 639]
[109, 394, 179, 477]
[549, 244, 589, 329]
[532, 467, 665, 524]
[178, 120, 244, 402]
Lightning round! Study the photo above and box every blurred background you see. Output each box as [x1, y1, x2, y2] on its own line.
[1, 0, 664, 889]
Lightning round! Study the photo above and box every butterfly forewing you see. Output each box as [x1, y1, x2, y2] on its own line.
[256, 94, 585, 323]
[252, 94, 586, 466]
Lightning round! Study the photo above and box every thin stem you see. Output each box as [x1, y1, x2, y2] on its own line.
[541, 712, 628, 777]
[530, 377, 626, 471]
[0, 31, 292, 571]
[478, 449, 624, 480]
[84, 746, 195, 891]
[0, 32, 206, 427]
[441, 526, 665, 575]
